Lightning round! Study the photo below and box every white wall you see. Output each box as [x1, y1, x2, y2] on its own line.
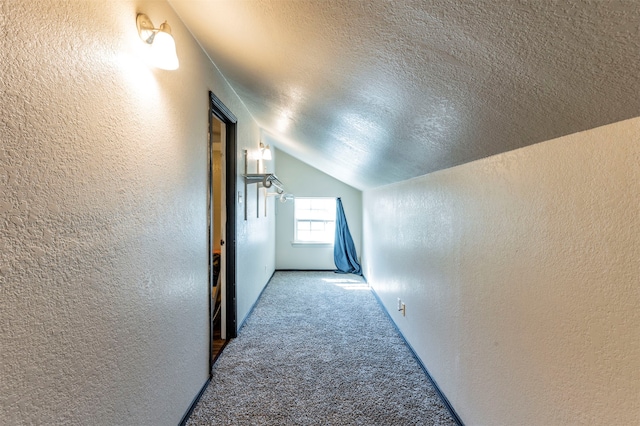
[0, 1, 274, 424]
[275, 149, 362, 270]
[362, 117, 640, 425]
[237, 145, 277, 323]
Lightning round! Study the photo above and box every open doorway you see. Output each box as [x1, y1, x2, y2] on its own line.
[210, 115, 225, 362]
[208, 92, 237, 369]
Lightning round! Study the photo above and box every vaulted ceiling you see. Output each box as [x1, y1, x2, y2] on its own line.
[169, 0, 640, 190]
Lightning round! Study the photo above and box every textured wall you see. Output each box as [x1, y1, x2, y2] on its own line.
[1, 1, 273, 424]
[274, 149, 362, 270]
[236, 143, 277, 326]
[362, 118, 640, 425]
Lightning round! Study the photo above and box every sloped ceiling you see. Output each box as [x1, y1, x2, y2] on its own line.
[169, 0, 640, 190]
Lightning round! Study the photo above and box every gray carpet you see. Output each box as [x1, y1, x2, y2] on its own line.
[187, 271, 457, 426]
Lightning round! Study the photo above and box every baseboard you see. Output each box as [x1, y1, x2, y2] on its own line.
[178, 377, 211, 426]
[237, 270, 276, 332]
[275, 268, 335, 272]
[369, 287, 464, 426]
[180, 272, 277, 425]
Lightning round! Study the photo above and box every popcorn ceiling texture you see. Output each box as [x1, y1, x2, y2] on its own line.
[1, 1, 273, 424]
[363, 118, 640, 425]
[170, 0, 640, 190]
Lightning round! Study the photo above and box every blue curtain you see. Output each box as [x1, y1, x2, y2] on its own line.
[334, 197, 362, 275]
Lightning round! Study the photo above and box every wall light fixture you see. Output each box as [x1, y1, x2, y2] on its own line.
[136, 13, 179, 70]
[260, 142, 272, 160]
[266, 192, 294, 203]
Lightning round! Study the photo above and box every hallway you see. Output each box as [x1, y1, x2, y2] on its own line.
[3, 2, 638, 424]
[187, 271, 457, 425]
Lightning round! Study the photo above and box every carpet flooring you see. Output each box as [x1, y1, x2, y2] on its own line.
[187, 271, 457, 426]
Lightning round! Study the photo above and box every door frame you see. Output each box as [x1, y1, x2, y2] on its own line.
[208, 91, 238, 371]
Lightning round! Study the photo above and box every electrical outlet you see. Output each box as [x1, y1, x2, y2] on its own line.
[401, 303, 406, 316]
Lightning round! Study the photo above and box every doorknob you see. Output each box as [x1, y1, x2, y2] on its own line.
[220, 239, 225, 246]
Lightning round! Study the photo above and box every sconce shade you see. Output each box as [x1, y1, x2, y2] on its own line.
[137, 14, 179, 70]
[151, 23, 179, 70]
[260, 142, 272, 160]
[279, 193, 294, 203]
[262, 145, 272, 160]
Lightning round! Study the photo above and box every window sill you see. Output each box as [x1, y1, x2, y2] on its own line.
[291, 241, 334, 247]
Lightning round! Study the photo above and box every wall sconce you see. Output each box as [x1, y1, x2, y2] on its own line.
[279, 193, 294, 203]
[136, 13, 179, 70]
[260, 142, 272, 160]
[266, 192, 294, 203]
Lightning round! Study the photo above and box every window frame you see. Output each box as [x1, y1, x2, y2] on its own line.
[293, 197, 337, 245]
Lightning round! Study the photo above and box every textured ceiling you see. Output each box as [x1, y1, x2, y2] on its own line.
[169, 0, 640, 190]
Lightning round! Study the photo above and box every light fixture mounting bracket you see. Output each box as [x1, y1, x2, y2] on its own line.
[136, 13, 156, 44]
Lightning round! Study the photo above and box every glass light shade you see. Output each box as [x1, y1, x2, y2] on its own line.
[151, 30, 179, 70]
[262, 145, 272, 160]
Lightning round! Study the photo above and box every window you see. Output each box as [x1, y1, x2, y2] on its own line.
[294, 197, 336, 243]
